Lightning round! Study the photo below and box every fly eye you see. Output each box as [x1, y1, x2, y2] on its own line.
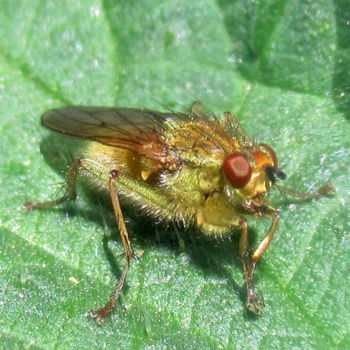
[259, 143, 278, 166]
[223, 152, 252, 188]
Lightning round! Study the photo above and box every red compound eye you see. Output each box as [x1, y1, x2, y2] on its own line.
[223, 152, 252, 188]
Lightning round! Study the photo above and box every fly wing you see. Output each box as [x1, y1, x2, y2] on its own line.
[222, 112, 252, 146]
[42, 107, 189, 159]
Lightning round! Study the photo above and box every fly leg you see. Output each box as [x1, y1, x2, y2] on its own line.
[25, 158, 83, 209]
[190, 101, 204, 117]
[248, 211, 279, 313]
[238, 219, 265, 314]
[90, 170, 135, 324]
[251, 211, 280, 263]
[26, 161, 136, 323]
[274, 183, 335, 199]
[239, 211, 280, 314]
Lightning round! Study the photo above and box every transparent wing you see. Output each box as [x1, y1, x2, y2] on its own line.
[42, 107, 190, 159]
[222, 112, 252, 145]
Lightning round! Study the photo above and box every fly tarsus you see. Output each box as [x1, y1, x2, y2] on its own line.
[275, 183, 335, 199]
[90, 260, 129, 325]
[246, 289, 265, 315]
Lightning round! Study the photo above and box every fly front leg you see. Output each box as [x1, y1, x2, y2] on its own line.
[90, 170, 136, 324]
[25, 158, 85, 209]
[238, 219, 265, 314]
[274, 183, 335, 199]
[252, 210, 280, 263]
[238, 209, 280, 314]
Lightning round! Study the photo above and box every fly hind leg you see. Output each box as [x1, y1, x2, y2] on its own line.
[26, 161, 137, 323]
[25, 158, 84, 209]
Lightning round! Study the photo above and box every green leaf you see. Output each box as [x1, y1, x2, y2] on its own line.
[1, 0, 349, 349]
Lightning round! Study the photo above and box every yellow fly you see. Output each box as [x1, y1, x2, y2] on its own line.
[26, 102, 334, 323]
